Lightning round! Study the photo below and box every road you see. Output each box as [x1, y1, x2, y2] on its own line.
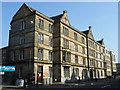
[1, 76, 120, 89]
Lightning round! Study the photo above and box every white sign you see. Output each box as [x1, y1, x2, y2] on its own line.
[34, 57, 38, 59]
[0, 71, 5, 75]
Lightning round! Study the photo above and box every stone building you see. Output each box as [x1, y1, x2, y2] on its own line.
[104, 48, 112, 77]
[110, 51, 117, 77]
[1, 3, 117, 84]
[116, 63, 120, 75]
[82, 29, 105, 80]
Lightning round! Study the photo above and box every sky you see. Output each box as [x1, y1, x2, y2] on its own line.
[1, 2, 118, 62]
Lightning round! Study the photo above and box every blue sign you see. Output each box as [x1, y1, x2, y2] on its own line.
[0, 66, 2, 71]
[0, 66, 15, 71]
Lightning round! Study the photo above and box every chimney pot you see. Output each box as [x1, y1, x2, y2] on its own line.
[63, 10, 67, 14]
[89, 26, 92, 30]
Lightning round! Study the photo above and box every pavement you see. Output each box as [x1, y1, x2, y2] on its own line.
[1, 76, 120, 89]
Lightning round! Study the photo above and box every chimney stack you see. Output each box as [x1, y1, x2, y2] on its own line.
[88, 26, 92, 30]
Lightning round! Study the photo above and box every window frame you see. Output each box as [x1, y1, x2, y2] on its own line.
[74, 32, 77, 40]
[38, 33, 44, 44]
[38, 49, 43, 60]
[38, 19, 44, 29]
[82, 37, 85, 44]
[63, 38, 69, 49]
[63, 27, 69, 36]
[75, 55, 78, 64]
[20, 21, 26, 30]
[64, 66, 70, 78]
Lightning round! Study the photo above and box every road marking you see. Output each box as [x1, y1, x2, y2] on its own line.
[101, 85, 111, 88]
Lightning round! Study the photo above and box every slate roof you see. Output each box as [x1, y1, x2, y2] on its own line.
[97, 39, 104, 45]
[82, 30, 90, 35]
[23, 3, 36, 12]
[50, 14, 63, 21]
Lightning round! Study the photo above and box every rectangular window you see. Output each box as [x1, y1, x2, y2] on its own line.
[63, 51, 66, 62]
[74, 68, 79, 77]
[74, 33, 77, 40]
[82, 47, 85, 54]
[74, 43, 78, 52]
[83, 57, 86, 65]
[48, 51, 52, 61]
[82, 37, 85, 44]
[64, 67, 70, 78]
[12, 51, 15, 61]
[38, 66, 43, 72]
[38, 49, 43, 60]
[38, 33, 44, 44]
[96, 52, 98, 58]
[99, 46, 101, 52]
[49, 24, 53, 33]
[75, 55, 78, 64]
[95, 44, 97, 50]
[101, 71, 103, 77]
[90, 59, 93, 66]
[38, 19, 44, 29]
[19, 50, 24, 60]
[67, 52, 71, 62]
[63, 51, 71, 62]
[20, 21, 26, 30]
[63, 38, 69, 49]
[100, 62, 102, 67]
[49, 67, 52, 78]
[97, 61, 98, 67]
[49, 36, 53, 46]
[63, 27, 69, 36]
[92, 50, 95, 57]
[98, 53, 100, 58]
[19, 36, 25, 44]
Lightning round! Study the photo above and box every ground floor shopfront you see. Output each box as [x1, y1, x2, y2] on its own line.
[2, 63, 108, 84]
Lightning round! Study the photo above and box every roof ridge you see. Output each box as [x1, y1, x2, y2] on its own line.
[50, 13, 63, 18]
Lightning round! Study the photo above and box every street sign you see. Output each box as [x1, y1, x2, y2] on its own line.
[0, 66, 15, 71]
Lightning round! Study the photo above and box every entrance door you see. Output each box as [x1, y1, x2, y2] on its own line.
[82, 69, 88, 80]
[98, 70, 100, 79]
[37, 66, 43, 83]
[90, 69, 93, 80]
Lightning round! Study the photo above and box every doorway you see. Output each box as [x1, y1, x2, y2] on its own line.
[37, 66, 43, 83]
[90, 69, 93, 80]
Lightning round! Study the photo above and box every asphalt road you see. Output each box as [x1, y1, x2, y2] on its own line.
[1, 76, 120, 89]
